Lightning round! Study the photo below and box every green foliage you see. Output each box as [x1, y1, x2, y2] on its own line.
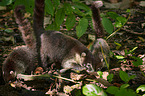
[76, 18, 88, 38]
[119, 71, 136, 83]
[107, 73, 114, 82]
[66, 14, 76, 31]
[97, 71, 103, 78]
[13, 0, 34, 14]
[82, 84, 107, 96]
[106, 85, 137, 96]
[0, 0, 15, 6]
[114, 46, 143, 68]
[45, 0, 54, 16]
[102, 17, 114, 34]
[136, 85, 145, 95]
[55, 8, 65, 26]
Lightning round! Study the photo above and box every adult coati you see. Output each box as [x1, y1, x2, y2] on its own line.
[15, 0, 103, 71]
[35, 0, 102, 71]
[91, 1, 110, 68]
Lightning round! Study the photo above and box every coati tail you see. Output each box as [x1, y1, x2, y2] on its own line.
[14, 5, 36, 50]
[91, 1, 104, 38]
[33, 0, 45, 31]
[33, 0, 45, 67]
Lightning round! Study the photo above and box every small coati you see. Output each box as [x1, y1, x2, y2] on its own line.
[2, 6, 37, 82]
[91, 1, 110, 68]
[2, 46, 35, 82]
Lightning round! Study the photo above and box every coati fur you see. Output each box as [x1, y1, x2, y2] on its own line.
[91, 1, 110, 68]
[2, 46, 35, 82]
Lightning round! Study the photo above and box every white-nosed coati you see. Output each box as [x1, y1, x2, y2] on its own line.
[35, 0, 102, 71]
[16, 0, 102, 71]
[91, 1, 110, 68]
[2, 46, 35, 82]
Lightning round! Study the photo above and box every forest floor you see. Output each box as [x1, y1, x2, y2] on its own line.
[0, 3, 145, 96]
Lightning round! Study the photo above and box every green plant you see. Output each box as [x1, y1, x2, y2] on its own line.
[119, 70, 136, 83]
[82, 84, 107, 96]
[106, 9, 131, 40]
[1, 0, 130, 39]
[106, 84, 137, 96]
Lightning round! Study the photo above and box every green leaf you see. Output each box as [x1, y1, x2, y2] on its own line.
[116, 16, 127, 24]
[115, 55, 125, 59]
[129, 75, 136, 80]
[82, 84, 107, 96]
[66, 14, 76, 31]
[5, 29, 13, 33]
[73, 2, 90, 11]
[136, 85, 145, 93]
[132, 56, 143, 67]
[102, 17, 114, 34]
[97, 71, 103, 78]
[119, 71, 130, 83]
[52, 0, 60, 10]
[72, 7, 85, 16]
[106, 86, 119, 95]
[46, 22, 60, 31]
[45, 0, 54, 16]
[0, 0, 14, 6]
[126, 9, 130, 13]
[107, 12, 119, 20]
[55, 8, 65, 26]
[120, 84, 130, 89]
[116, 88, 137, 96]
[76, 18, 88, 38]
[64, 3, 73, 15]
[107, 73, 114, 82]
[114, 21, 123, 28]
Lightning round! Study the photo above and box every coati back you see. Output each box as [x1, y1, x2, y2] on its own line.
[2, 46, 35, 82]
[91, 1, 110, 68]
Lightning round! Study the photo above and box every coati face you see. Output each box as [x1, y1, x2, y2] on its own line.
[62, 52, 103, 72]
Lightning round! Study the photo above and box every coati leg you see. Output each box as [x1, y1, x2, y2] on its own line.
[2, 46, 35, 83]
[91, 1, 110, 68]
